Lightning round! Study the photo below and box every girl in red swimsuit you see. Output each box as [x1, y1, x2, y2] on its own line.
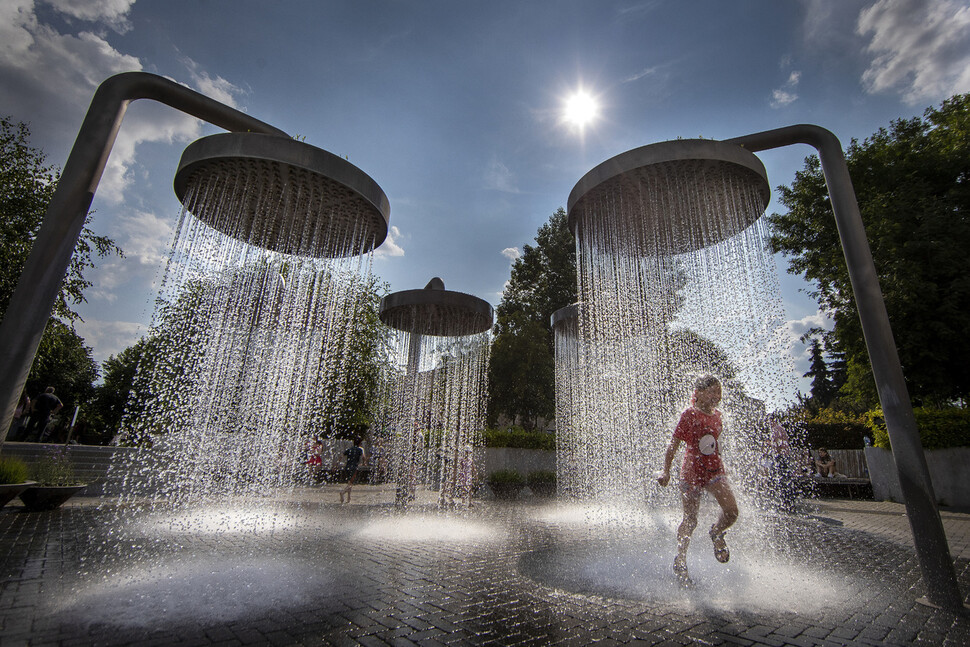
[658, 375, 739, 585]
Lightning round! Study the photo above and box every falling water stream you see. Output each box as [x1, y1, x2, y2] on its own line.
[546, 144, 821, 608]
[377, 324, 490, 507]
[52, 140, 858, 631]
[106, 177, 377, 511]
[558, 149, 798, 508]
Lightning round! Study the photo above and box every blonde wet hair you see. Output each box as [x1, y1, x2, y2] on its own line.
[693, 374, 720, 392]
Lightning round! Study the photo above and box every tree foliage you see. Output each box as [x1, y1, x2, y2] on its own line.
[25, 319, 98, 414]
[495, 208, 577, 334]
[800, 337, 844, 411]
[769, 94, 970, 408]
[0, 116, 121, 323]
[86, 337, 156, 444]
[1, 116, 122, 427]
[315, 276, 391, 438]
[488, 208, 577, 429]
[488, 312, 556, 430]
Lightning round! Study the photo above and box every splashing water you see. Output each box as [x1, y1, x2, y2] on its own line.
[558, 152, 799, 510]
[375, 328, 490, 508]
[104, 172, 379, 516]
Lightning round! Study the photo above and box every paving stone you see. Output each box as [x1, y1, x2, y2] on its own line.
[2, 495, 970, 646]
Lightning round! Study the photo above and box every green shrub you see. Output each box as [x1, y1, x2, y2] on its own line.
[865, 407, 970, 450]
[799, 409, 871, 449]
[29, 447, 79, 486]
[483, 427, 555, 450]
[526, 470, 556, 485]
[0, 457, 29, 485]
[487, 469, 524, 485]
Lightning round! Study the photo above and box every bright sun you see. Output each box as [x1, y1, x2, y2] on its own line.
[563, 90, 599, 128]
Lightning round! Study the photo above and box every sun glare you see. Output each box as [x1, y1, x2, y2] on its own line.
[563, 90, 599, 128]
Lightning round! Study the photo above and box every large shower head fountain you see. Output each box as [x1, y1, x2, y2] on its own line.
[562, 124, 965, 610]
[550, 303, 579, 332]
[379, 278, 493, 337]
[379, 278, 493, 508]
[174, 133, 390, 258]
[0, 71, 393, 448]
[567, 139, 770, 254]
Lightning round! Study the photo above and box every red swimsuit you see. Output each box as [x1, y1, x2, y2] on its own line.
[673, 407, 725, 487]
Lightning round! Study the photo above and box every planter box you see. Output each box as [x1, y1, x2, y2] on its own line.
[19, 484, 87, 511]
[0, 481, 36, 508]
[865, 446, 970, 507]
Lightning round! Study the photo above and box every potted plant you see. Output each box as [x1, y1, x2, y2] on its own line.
[527, 470, 557, 498]
[0, 456, 35, 508]
[20, 447, 87, 511]
[487, 468, 524, 501]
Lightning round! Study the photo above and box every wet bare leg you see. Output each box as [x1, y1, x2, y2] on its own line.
[675, 487, 701, 582]
[706, 479, 738, 562]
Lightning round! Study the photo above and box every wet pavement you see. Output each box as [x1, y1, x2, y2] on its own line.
[1, 486, 968, 646]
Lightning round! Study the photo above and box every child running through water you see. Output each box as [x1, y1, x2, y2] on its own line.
[658, 374, 739, 585]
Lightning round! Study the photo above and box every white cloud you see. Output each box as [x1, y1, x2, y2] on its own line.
[74, 317, 146, 366]
[783, 309, 831, 358]
[802, 0, 868, 46]
[622, 65, 661, 84]
[501, 247, 520, 262]
[83, 208, 174, 304]
[88, 259, 126, 303]
[0, 3, 145, 202]
[770, 89, 798, 108]
[484, 158, 519, 193]
[776, 310, 832, 397]
[118, 209, 175, 266]
[0, 4, 247, 205]
[617, 1, 661, 16]
[181, 56, 241, 108]
[770, 68, 802, 108]
[786, 309, 830, 336]
[42, 0, 136, 31]
[0, 7, 141, 111]
[0, 1, 37, 61]
[374, 225, 404, 258]
[857, 0, 970, 104]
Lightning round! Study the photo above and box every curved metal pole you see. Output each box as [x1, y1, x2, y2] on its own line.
[725, 125, 965, 611]
[0, 72, 289, 446]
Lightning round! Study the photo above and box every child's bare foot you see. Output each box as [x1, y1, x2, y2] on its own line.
[673, 555, 693, 587]
[710, 526, 730, 563]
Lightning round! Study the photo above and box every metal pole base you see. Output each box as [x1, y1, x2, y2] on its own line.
[915, 596, 970, 616]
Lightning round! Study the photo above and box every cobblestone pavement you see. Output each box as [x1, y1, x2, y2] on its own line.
[806, 498, 970, 561]
[1, 488, 968, 646]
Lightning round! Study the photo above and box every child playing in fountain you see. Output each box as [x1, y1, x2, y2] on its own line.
[657, 374, 739, 585]
[339, 438, 367, 504]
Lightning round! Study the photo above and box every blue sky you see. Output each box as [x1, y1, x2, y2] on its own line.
[3, 0, 970, 401]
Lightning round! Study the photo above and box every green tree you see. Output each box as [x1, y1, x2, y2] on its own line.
[315, 276, 392, 438]
[489, 208, 577, 429]
[801, 337, 841, 410]
[488, 313, 555, 430]
[24, 319, 98, 417]
[86, 338, 154, 444]
[496, 208, 577, 329]
[0, 116, 121, 322]
[1, 117, 121, 425]
[768, 94, 970, 408]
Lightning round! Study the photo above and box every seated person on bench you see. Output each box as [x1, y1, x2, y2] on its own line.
[814, 447, 838, 477]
